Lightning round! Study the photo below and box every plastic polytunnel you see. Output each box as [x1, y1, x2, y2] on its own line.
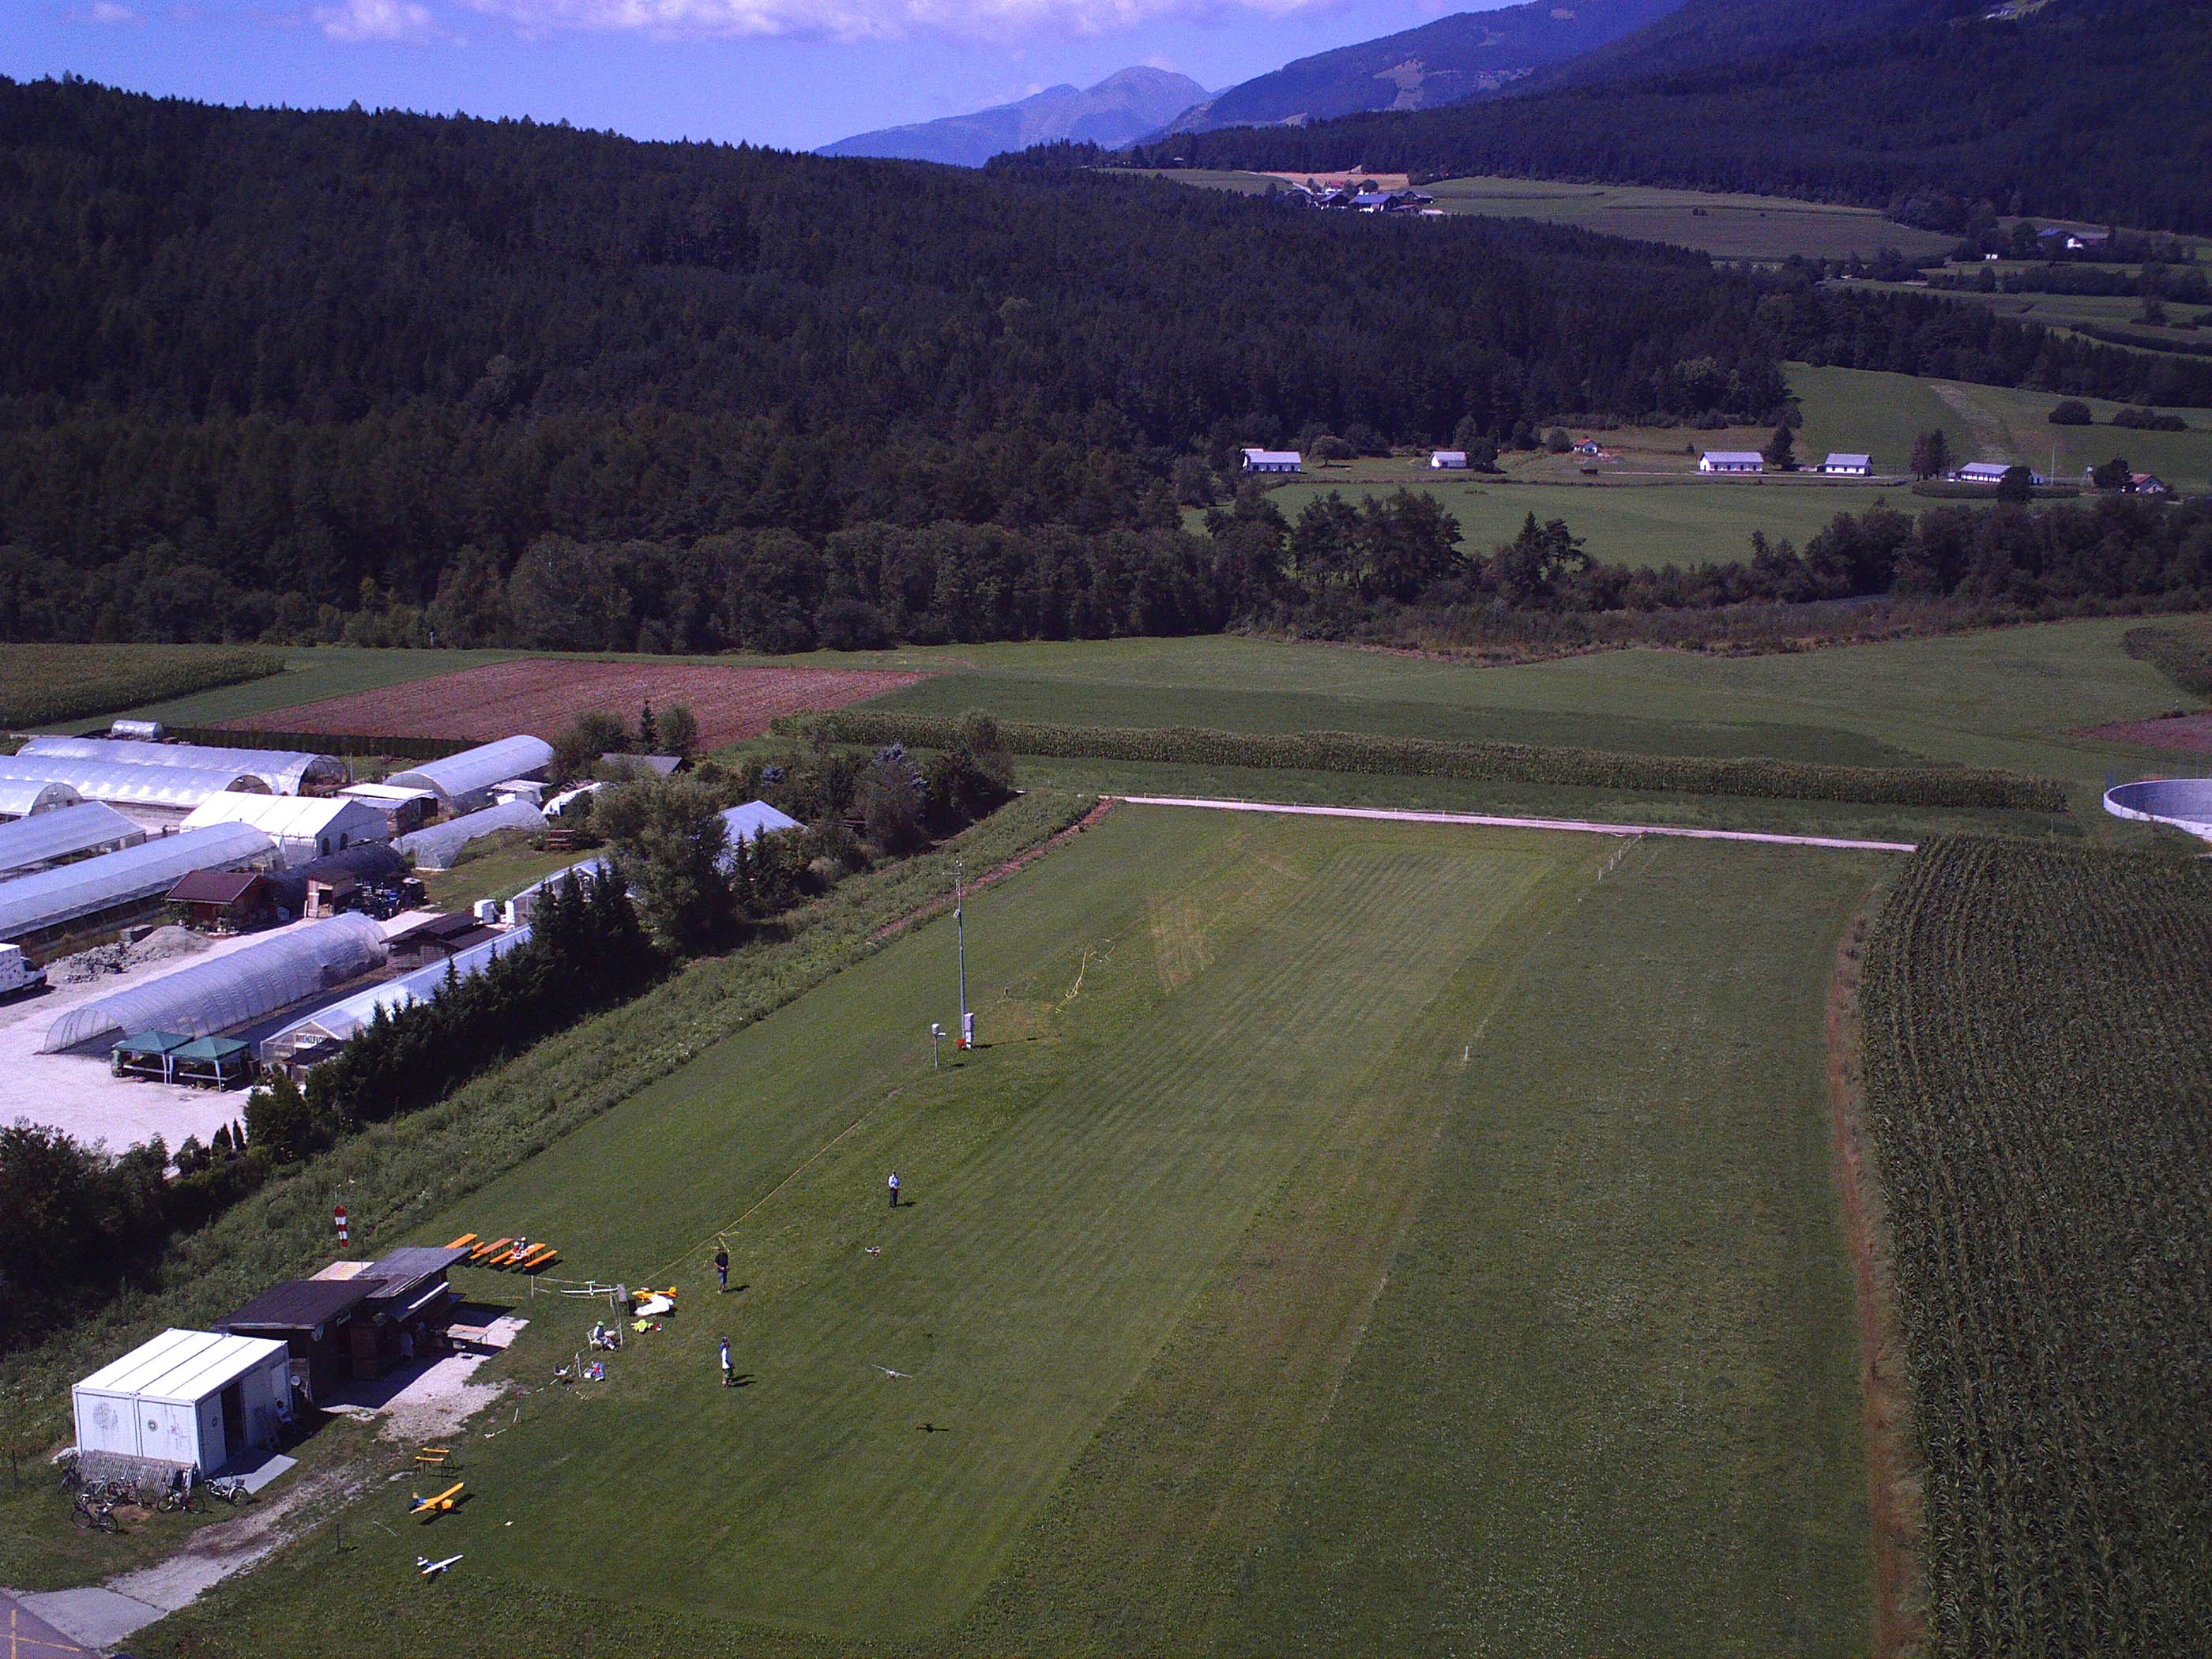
[0, 823, 274, 942]
[0, 756, 270, 811]
[17, 737, 348, 796]
[261, 924, 533, 1051]
[0, 803, 146, 880]
[42, 912, 389, 1052]
[394, 798, 546, 871]
[0, 777, 84, 818]
[386, 737, 554, 811]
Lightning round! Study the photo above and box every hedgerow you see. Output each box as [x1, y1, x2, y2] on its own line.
[779, 711, 2067, 814]
[0, 789, 1095, 1453]
[2122, 621, 2212, 698]
[1860, 837, 2212, 1653]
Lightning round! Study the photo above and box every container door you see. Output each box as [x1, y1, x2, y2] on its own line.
[220, 1382, 246, 1454]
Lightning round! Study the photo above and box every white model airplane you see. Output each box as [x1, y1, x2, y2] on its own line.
[871, 1364, 912, 1379]
[417, 1553, 464, 1578]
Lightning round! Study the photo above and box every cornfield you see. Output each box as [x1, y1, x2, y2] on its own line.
[0, 644, 286, 730]
[1860, 837, 2212, 1654]
[781, 710, 2067, 813]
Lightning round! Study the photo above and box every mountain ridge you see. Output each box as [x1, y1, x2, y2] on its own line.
[818, 66, 1203, 167]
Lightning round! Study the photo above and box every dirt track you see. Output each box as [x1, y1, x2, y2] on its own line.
[219, 660, 927, 750]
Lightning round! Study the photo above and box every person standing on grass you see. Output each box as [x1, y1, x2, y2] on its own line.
[714, 1246, 730, 1292]
[888, 1172, 901, 1209]
[720, 1337, 734, 1388]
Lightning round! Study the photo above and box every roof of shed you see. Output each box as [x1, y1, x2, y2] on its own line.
[218, 1277, 376, 1334]
[167, 869, 270, 905]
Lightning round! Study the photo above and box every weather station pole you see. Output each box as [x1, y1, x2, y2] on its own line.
[955, 860, 972, 1050]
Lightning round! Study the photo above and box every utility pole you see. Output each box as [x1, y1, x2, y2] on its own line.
[955, 860, 971, 1049]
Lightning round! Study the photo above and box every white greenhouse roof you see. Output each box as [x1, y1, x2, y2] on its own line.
[0, 755, 271, 810]
[0, 777, 84, 818]
[0, 823, 274, 942]
[263, 924, 533, 1049]
[42, 912, 388, 1052]
[0, 803, 146, 879]
[77, 1329, 287, 1405]
[18, 736, 347, 796]
[395, 798, 546, 871]
[720, 800, 803, 843]
[182, 795, 388, 842]
[386, 737, 554, 806]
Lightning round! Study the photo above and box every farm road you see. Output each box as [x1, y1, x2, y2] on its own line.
[1110, 795, 1918, 852]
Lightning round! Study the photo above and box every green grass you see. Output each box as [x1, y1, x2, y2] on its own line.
[134, 805, 1878, 1655]
[1142, 169, 1950, 264]
[100, 646, 524, 728]
[1789, 363, 2212, 491]
[0, 643, 286, 730]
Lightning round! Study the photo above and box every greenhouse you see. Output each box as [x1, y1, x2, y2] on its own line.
[261, 924, 532, 1055]
[0, 755, 270, 812]
[17, 736, 348, 796]
[395, 797, 545, 871]
[386, 736, 554, 813]
[0, 803, 147, 881]
[0, 777, 84, 819]
[0, 823, 274, 944]
[42, 912, 388, 1053]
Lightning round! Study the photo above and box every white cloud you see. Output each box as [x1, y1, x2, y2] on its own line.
[315, 0, 459, 40]
[461, 0, 1339, 43]
[70, 2, 144, 21]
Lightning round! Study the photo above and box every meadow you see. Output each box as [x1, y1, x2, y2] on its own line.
[137, 804, 1881, 1656]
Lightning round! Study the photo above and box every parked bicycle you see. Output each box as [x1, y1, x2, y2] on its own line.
[205, 1475, 254, 1505]
[72, 1493, 120, 1533]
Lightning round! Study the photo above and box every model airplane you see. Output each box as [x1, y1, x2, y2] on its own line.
[409, 1481, 464, 1518]
[416, 1553, 464, 1577]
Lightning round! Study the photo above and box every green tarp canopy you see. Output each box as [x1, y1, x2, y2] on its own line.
[112, 1030, 193, 1060]
[172, 1036, 250, 1065]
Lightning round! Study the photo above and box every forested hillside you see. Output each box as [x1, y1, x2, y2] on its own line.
[0, 75, 2204, 651]
[1122, 0, 2212, 235]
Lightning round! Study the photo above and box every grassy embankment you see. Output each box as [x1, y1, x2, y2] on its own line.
[132, 804, 1879, 1656]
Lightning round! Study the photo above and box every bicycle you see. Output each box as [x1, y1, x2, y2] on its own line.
[158, 1484, 205, 1514]
[205, 1475, 254, 1505]
[72, 1493, 120, 1533]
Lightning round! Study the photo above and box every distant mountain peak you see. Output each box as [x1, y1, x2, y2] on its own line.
[818, 67, 1206, 167]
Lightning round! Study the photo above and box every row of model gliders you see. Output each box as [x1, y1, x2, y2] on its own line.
[447, 1232, 559, 1273]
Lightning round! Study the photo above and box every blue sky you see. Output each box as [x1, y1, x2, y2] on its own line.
[2, 0, 1483, 152]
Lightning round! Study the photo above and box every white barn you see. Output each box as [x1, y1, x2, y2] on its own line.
[1240, 448, 1303, 474]
[1698, 451, 1764, 474]
[1429, 450, 1468, 469]
[73, 1329, 292, 1475]
[1821, 453, 1873, 476]
[181, 794, 389, 867]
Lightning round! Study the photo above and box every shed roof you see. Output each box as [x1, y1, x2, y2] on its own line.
[18, 737, 346, 796]
[0, 823, 274, 943]
[1824, 453, 1872, 467]
[167, 869, 270, 906]
[362, 1244, 472, 1301]
[217, 1277, 377, 1334]
[76, 1329, 288, 1405]
[1702, 450, 1765, 465]
[0, 801, 144, 877]
[386, 737, 554, 806]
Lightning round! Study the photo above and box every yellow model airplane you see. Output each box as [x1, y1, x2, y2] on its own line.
[409, 1480, 464, 1519]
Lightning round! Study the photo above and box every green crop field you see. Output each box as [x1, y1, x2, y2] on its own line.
[1789, 363, 2212, 491]
[138, 805, 1879, 1657]
[1140, 169, 1951, 264]
[0, 643, 288, 730]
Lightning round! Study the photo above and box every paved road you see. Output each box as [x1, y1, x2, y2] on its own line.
[1108, 795, 1920, 853]
[0, 1590, 98, 1658]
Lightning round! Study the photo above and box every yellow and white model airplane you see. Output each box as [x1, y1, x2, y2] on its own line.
[409, 1481, 464, 1519]
[416, 1553, 464, 1577]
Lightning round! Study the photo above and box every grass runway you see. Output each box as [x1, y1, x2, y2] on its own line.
[143, 805, 1881, 1656]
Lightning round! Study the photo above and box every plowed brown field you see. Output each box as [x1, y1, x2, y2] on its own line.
[217, 660, 927, 750]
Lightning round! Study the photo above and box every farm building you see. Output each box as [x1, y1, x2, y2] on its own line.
[1951, 462, 2047, 486]
[216, 1277, 378, 1401]
[337, 781, 436, 836]
[1822, 453, 1873, 476]
[386, 910, 499, 966]
[181, 794, 389, 867]
[267, 843, 412, 920]
[0, 777, 84, 820]
[1698, 451, 1764, 474]
[73, 1329, 292, 1478]
[1429, 450, 1468, 469]
[167, 869, 280, 933]
[259, 924, 532, 1061]
[385, 736, 555, 814]
[2131, 473, 2171, 495]
[40, 912, 387, 1053]
[720, 799, 804, 845]
[0, 754, 270, 822]
[1240, 449, 1303, 474]
[0, 822, 275, 946]
[1572, 438, 1604, 457]
[17, 737, 348, 797]
[291, 1247, 472, 1379]
[395, 797, 547, 871]
[0, 802, 146, 881]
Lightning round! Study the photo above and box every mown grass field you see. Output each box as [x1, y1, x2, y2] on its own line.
[1142, 169, 1950, 264]
[137, 805, 1879, 1656]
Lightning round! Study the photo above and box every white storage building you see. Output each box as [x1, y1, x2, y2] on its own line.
[0, 777, 84, 820]
[0, 822, 275, 945]
[41, 912, 388, 1052]
[395, 797, 546, 871]
[0, 802, 147, 882]
[1821, 453, 1873, 476]
[1240, 448, 1302, 474]
[17, 736, 348, 796]
[1698, 451, 1764, 474]
[73, 1328, 292, 1475]
[181, 795, 389, 867]
[386, 736, 554, 814]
